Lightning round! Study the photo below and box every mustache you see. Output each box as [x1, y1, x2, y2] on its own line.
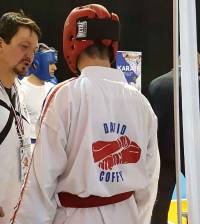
[19, 58, 32, 66]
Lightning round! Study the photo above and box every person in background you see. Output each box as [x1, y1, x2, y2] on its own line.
[11, 4, 160, 224]
[50, 75, 59, 85]
[0, 10, 40, 223]
[21, 43, 57, 145]
[148, 53, 200, 224]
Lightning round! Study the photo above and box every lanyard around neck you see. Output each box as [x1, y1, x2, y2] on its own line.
[0, 81, 24, 146]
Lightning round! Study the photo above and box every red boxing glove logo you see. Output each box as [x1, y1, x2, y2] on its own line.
[92, 136, 141, 170]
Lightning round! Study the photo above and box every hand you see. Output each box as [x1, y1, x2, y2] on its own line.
[0, 207, 4, 217]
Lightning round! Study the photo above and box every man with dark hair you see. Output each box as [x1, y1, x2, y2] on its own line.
[12, 4, 159, 224]
[0, 10, 41, 223]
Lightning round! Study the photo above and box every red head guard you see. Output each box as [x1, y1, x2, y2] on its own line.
[63, 4, 120, 74]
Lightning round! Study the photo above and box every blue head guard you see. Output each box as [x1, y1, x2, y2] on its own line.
[28, 43, 58, 81]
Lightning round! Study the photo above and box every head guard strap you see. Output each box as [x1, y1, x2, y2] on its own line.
[76, 18, 120, 41]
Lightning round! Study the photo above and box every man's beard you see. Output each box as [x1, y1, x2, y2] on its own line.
[13, 67, 27, 78]
[13, 61, 30, 77]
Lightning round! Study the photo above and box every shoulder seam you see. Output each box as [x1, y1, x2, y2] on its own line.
[40, 78, 76, 124]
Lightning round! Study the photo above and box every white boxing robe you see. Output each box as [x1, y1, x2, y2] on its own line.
[12, 66, 160, 224]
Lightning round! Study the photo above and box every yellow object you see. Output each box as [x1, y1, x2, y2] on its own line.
[168, 199, 188, 224]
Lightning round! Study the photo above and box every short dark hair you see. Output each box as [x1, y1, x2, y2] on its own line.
[84, 42, 113, 61]
[0, 10, 41, 44]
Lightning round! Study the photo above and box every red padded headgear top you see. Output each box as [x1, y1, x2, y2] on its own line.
[63, 4, 120, 74]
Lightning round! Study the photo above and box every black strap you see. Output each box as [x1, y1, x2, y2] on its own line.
[76, 18, 120, 41]
[0, 99, 28, 122]
[0, 99, 28, 145]
[0, 99, 14, 145]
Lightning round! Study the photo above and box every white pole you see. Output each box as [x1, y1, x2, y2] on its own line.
[173, 0, 182, 223]
[179, 0, 200, 223]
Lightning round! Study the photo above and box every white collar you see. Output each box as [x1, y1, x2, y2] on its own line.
[80, 66, 127, 83]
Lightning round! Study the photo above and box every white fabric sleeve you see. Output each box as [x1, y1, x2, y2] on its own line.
[135, 106, 160, 224]
[12, 88, 69, 224]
